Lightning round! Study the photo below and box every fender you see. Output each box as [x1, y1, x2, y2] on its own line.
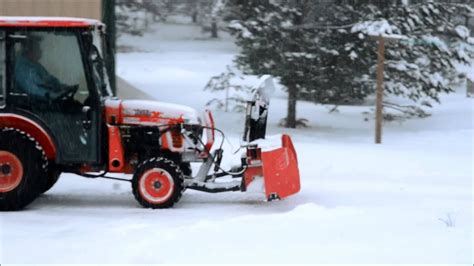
[0, 113, 56, 159]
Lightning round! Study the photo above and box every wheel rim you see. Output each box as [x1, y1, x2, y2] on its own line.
[138, 168, 174, 204]
[0, 151, 24, 193]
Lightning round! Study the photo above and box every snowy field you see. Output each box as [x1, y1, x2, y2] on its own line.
[1, 22, 472, 264]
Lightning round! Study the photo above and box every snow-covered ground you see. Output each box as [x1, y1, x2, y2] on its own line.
[1, 22, 472, 264]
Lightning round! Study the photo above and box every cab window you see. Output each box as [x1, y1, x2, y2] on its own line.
[11, 30, 90, 105]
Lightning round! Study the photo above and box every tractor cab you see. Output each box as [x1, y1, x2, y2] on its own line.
[0, 17, 111, 165]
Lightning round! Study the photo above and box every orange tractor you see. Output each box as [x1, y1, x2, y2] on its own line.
[0, 17, 300, 210]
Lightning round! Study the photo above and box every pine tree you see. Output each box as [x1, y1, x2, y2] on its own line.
[306, 4, 376, 105]
[349, 2, 474, 103]
[116, 0, 146, 36]
[116, 0, 170, 36]
[228, 0, 321, 128]
[229, 0, 474, 128]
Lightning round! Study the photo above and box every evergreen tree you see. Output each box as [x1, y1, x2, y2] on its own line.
[229, 0, 474, 128]
[229, 0, 320, 128]
[116, 0, 171, 36]
[116, 0, 146, 36]
[349, 2, 474, 103]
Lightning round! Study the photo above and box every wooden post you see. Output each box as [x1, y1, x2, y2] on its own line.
[375, 35, 385, 144]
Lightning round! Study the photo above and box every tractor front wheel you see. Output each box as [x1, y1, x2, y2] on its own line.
[132, 157, 184, 209]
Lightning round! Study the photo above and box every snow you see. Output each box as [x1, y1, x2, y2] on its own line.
[229, 20, 253, 39]
[284, 52, 317, 59]
[320, 47, 340, 56]
[349, 50, 358, 60]
[1, 22, 472, 264]
[250, 134, 283, 152]
[456, 61, 474, 82]
[351, 20, 408, 42]
[455, 25, 471, 40]
[0, 16, 101, 25]
[121, 99, 201, 124]
[280, 20, 293, 28]
[0, 16, 101, 24]
[428, 72, 448, 87]
[422, 35, 450, 54]
[351, 20, 395, 36]
[245, 176, 265, 195]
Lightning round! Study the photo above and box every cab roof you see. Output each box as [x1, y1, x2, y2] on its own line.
[0, 16, 103, 28]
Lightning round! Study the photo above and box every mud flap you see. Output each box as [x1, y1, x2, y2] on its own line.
[244, 134, 300, 200]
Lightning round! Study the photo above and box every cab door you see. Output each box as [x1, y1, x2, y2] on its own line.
[8, 29, 100, 164]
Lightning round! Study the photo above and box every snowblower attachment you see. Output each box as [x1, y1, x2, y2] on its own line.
[242, 76, 301, 200]
[186, 75, 300, 201]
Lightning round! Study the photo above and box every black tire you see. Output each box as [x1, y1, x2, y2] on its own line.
[180, 162, 192, 178]
[0, 128, 48, 211]
[132, 157, 184, 209]
[41, 166, 60, 194]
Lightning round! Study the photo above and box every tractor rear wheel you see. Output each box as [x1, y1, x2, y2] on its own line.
[0, 129, 48, 211]
[132, 157, 184, 209]
[41, 167, 61, 194]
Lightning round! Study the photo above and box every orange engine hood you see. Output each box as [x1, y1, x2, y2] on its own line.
[105, 99, 201, 126]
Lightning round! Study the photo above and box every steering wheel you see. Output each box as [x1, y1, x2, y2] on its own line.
[52, 85, 79, 102]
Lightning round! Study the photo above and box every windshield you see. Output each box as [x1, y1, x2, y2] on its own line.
[11, 30, 90, 105]
[91, 29, 113, 97]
